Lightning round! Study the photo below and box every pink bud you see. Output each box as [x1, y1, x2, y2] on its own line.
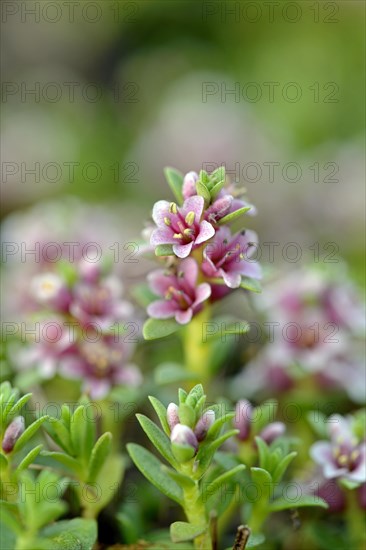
[234, 400, 252, 441]
[194, 410, 215, 441]
[259, 422, 286, 444]
[167, 403, 180, 431]
[2, 416, 25, 453]
[182, 171, 198, 199]
[171, 424, 198, 451]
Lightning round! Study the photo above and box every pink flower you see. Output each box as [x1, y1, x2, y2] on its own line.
[202, 227, 261, 288]
[30, 272, 71, 312]
[2, 416, 25, 453]
[234, 400, 253, 441]
[70, 276, 133, 330]
[310, 415, 366, 484]
[61, 337, 142, 400]
[150, 196, 215, 258]
[147, 258, 211, 325]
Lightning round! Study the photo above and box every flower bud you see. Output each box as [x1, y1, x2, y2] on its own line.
[171, 423, 198, 462]
[167, 403, 180, 431]
[2, 416, 25, 453]
[194, 410, 215, 441]
[259, 422, 286, 444]
[234, 400, 252, 441]
[182, 171, 198, 199]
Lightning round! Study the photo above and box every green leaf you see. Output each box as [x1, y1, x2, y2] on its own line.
[200, 465, 245, 503]
[251, 467, 273, 495]
[255, 437, 271, 471]
[211, 166, 226, 183]
[136, 414, 177, 467]
[0, 453, 8, 470]
[164, 167, 184, 204]
[87, 432, 112, 483]
[207, 412, 235, 439]
[70, 405, 85, 459]
[170, 522, 206, 543]
[13, 416, 48, 453]
[339, 478, 361, 490]
[46, 417, 73, 455]
[195, 180, 211, 204]
[149, 396, 170, 435]
[143, 318, 181, 340]
[8, 393, 32, 419]
[210, 179, 226, 198]
[17, 444, 43, 472]
[41, 451, 83, 476]
[39, 518, 97, 549]
[162, 465, 195, 488]
[218, 206, 252, 225]
[155, 244, 174, 257]
[127, 443, 183, 505]
[154, 363, 199, 386]
[240, 277, 262, 293]
[269, 495, 328, 512]
[272, 452, 297, 484]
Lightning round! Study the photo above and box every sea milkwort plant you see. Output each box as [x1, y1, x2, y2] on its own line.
[0, 381, 121, 550]
[139, 166, 262, 381]
[127, 384, 246, 549]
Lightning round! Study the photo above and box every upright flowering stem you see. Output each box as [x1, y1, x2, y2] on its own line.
[181, 471, 212, 550]
[183, 304, 212, 383]
[345, 488, 366, 549]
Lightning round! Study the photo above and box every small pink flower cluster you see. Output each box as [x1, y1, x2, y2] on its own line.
[236, 268, 365, 404]
[17, 259, 141, 399]
[145, 167, 261, 324]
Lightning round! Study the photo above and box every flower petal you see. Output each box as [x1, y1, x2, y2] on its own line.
[310, 441, 333, 466]
[182, 195, 204, 219]
[193, 283, 211, 307]
[148, 269, 176, 297]
[150, 227, 176, 246]
[173, 242, 193, 258]
[175, 308, 193, 324]
[147, 300, 177, 319]
[222, 270, 242, 289]
[179, 258, 198, 288]
[195, 220, 215, 245]
[152, 200, 170, 226]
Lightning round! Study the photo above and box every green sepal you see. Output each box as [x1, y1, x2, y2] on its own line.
[171, 442, 196, 463]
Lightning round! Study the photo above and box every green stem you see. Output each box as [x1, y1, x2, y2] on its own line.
[345, 488, 366, 549]
[183, 481, 212, 549]
[183, 306, 212, 384]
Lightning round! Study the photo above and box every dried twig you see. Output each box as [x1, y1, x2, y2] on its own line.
[232, 525, 251, 550]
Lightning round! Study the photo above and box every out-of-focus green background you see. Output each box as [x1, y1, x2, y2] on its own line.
[2, 0, 365, 283]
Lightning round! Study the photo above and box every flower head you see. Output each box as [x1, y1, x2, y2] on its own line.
[310, 414, 366, 484]
[202, 227, 261, 288]
[147, 258, 211, 324]
[150, 196, 215, 258]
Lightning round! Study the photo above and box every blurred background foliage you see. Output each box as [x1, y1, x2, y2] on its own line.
[1, 0, 365, 283]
